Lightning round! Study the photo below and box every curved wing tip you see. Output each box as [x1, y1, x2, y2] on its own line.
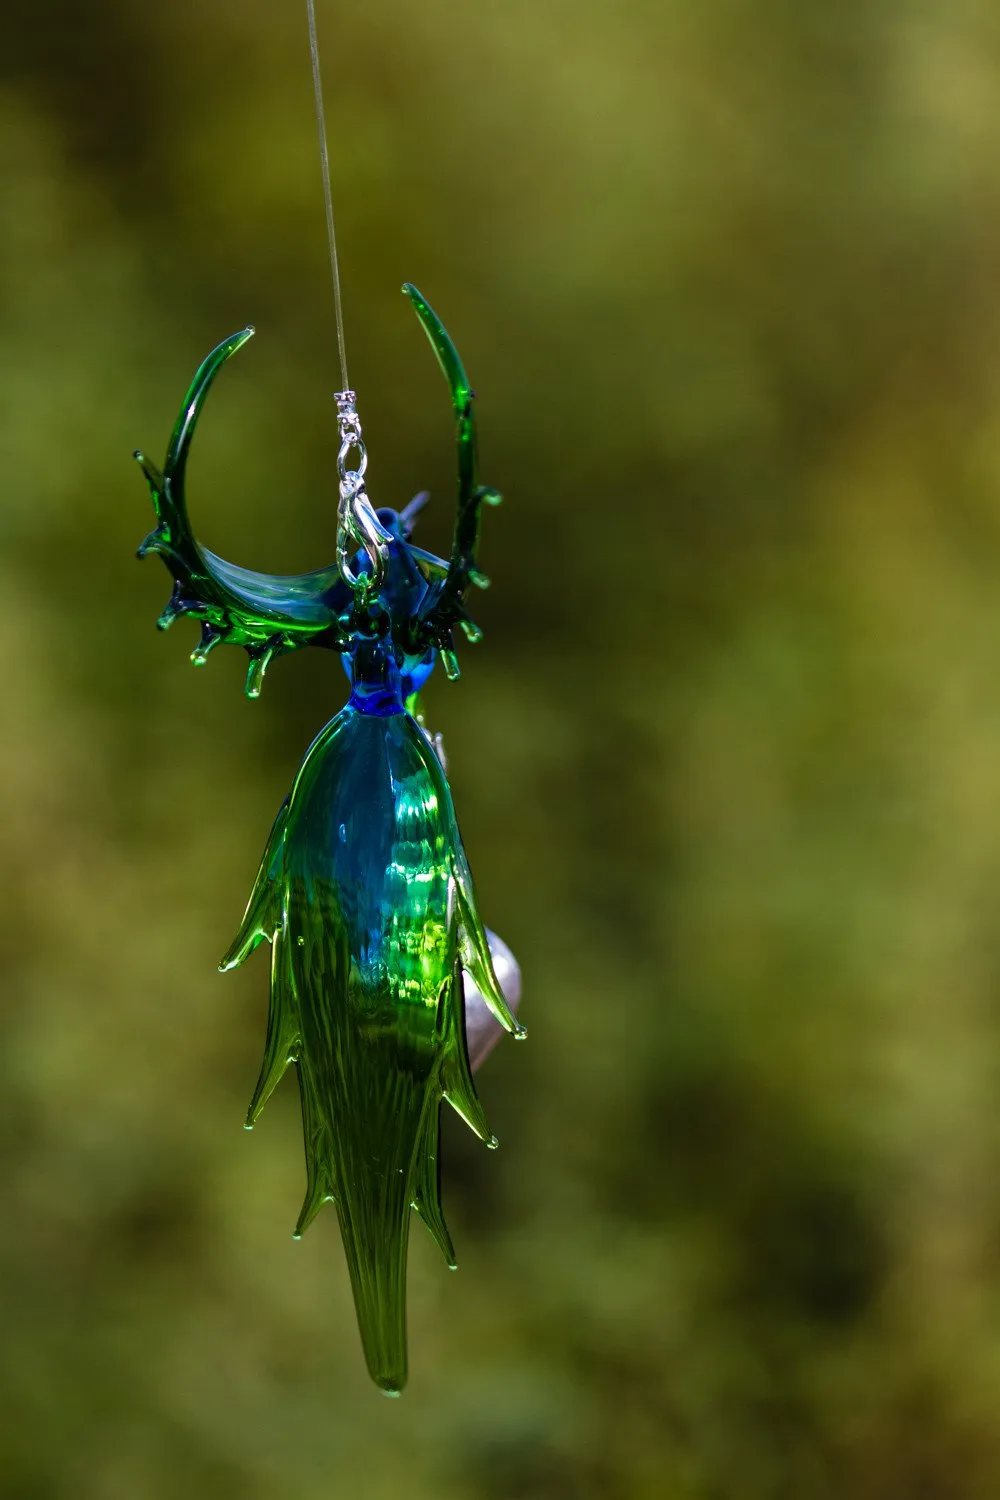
[220, 325, 255, 354]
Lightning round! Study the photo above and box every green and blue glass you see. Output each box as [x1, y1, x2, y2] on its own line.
[135, 283, 525, 1394]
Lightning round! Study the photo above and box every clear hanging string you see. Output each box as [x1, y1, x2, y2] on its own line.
[305, 0, 349, 392]
[304, 0, 389, 594]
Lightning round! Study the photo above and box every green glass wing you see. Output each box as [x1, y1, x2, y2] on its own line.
[135, 329, 349, 698]
[401, 284, 501, 679]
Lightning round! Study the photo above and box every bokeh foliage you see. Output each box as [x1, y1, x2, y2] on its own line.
[4, 1, 1000, 1495]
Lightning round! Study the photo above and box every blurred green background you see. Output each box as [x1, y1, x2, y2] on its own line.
[4, 1, 1000, 1495]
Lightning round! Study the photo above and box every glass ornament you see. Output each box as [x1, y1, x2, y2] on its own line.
[135, 284, 525, 1394]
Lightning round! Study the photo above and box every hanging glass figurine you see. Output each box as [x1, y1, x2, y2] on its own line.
[134, 282, 525, 1393]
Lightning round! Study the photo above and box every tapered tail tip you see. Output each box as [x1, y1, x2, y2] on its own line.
[362, 1346, 409, 1396]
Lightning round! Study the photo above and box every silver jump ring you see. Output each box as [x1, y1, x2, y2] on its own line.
[337, 438, 368, 482]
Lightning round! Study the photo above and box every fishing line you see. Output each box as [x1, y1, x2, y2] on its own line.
[305, 0, 350, 392]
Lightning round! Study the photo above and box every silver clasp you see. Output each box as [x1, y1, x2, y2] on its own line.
[335, 390, 391, 597]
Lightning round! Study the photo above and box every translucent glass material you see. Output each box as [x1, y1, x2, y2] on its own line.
[221, 692, 522, 1393]
[135, 286, 525, 1393]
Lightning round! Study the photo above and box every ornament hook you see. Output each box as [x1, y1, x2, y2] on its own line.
[335, 389, 391, 596]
